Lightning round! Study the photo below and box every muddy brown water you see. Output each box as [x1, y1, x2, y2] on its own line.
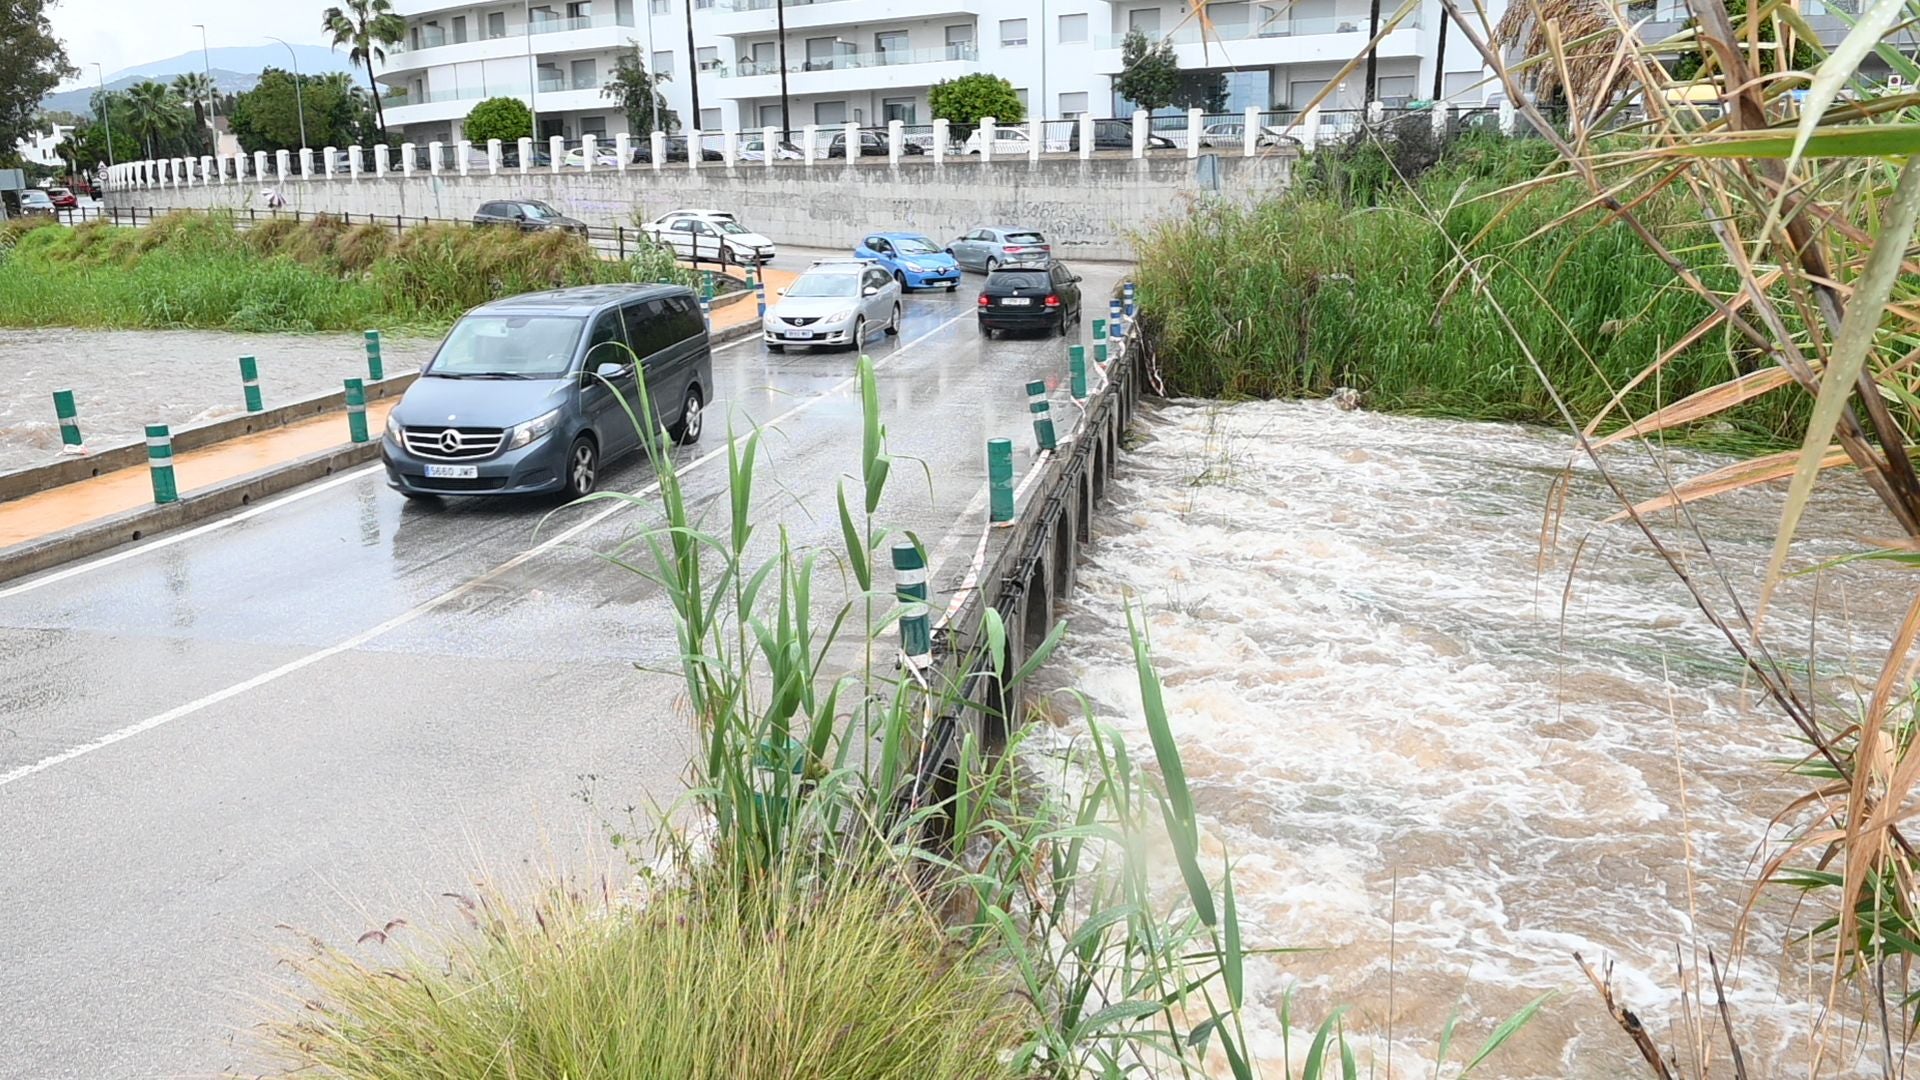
[0, 328, 438, 473]
[1038, 398, 1907, 1078]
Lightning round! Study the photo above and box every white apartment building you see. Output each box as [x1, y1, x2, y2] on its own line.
[376, 0, 1510, 145]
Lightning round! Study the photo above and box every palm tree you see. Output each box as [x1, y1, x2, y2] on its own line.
[171, 72, 214, 155]
[322, 0, 406, 137]
[124, 80, 185, 158]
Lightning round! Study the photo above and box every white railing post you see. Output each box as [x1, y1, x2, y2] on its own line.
[1187, 108, 1202, 158]
[1432, 101, 1451, 137]
[649, 130, 666, 171]
[517, 136, 533, 173]
[456, 139, 471, 175]
[1498, 98, 1517, 135]
[1300, 107, 1321, 152]
[614, 132, 630, 170]
[1028, 119, 1041, 163]
[323, 146, 338, 177]
[1367, 99, 1385, 124]
[297, 146, 313, 178]
[427, 141, 442, 174]
[843, 120, 858, 161]
[399, 143, 414, 176]
[686, 128, 701, 170]
[1131, 109, 1148, 158]
[350, 145, 365, 179]
[761, 125, 776, 169]
[549, 134, 564, 173]
[932, 118, 948, 164]
[1244, 105, 1260, 156]
[203, 155, 216, 183]
[276, 149, 291, 181]
[486, 138, 501, 174]
[1079, 114, 1094, 159]
[888, 119, 902, 165]
[721, 129, 738, 166]
[582, 133, 597, 172]
[979, 116, 996, 162]
[802, 123, 818, 166]
[375, 144, 390, 176]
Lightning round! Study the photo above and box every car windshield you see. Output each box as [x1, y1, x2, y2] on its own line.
[716, 220, 749, 234]
[1004, 232, 1046, 245]
[894, 236, 939, 255]
[429, 315, 584, 379]
[988, 270, 1050, 289]
[787, 273, 859, 298]
[523, 202, 560, 220]
[23, 192, 50, 204]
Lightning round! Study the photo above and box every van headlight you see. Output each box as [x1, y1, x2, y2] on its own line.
[507, 407, 561, 449]
[385, 412, 403, 442]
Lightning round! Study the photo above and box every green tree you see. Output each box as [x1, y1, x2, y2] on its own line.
[1115, 28, 1180, 113]
[322, 0, 406, 137]
[60, 96, 140, 172]
[602, 48, 677, 133]
[124, 80, 187, 159]
[1671, 0, 1816, 80]
[229, 67, 373, 153]
[927, 73, 1024, 127]
[0, 0, 77, 168]
[172, 72, 216, 155]
[464, 96, 533, 143]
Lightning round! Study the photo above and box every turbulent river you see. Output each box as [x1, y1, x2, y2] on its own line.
[1037, 398, 1907, 1078]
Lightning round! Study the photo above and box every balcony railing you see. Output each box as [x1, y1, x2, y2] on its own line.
[1096, 11, 1420, 48]
[715, 0, 854, 12]
[720, 42, 979, 77]
[382, 83, 533, 109]
[529, 12, 637, 34]
[537, 76, 607, 92]
[392, 12, 637, 53]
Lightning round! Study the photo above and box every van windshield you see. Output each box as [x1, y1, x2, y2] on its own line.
[429, 315, 584, 379]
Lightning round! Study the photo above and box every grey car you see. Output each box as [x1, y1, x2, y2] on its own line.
[947, 226, 1051, 273]
[763, 259, 903, 351]
[472, 198, 589, 236]
[381, 284, 710, 500]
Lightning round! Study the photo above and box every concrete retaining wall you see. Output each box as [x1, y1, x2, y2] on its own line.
[105, 155, 1292, 262]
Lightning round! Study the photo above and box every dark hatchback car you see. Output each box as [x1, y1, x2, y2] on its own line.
[382, 284, 711, 500]
[1068, 120, 1176, 152]
[978, 261, 1084, 338]
[631, 136, 725, 163]
[473, 199, 589, 235]
[824, 130, 926, 157]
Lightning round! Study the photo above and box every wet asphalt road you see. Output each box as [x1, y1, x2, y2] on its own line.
[0, 261, 1127, 1078]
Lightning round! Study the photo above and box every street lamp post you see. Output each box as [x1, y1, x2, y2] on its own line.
[776, 0, 791, 141]
[266, 36, 310, 152]
[92, 62, 116, 169]
[193, 23, 217, 157]
[527, 1, 541, 142]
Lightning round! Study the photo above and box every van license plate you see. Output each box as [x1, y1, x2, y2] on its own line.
[425, 464, 479, 479]
[785, 331, 815, 340]
[1001, 297, 1031, 306]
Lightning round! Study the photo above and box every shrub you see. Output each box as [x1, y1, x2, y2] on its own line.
[929, 73, 1024, 126]
[463, 96, 533, 144]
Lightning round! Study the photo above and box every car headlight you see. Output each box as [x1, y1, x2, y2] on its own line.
[826, 308, 855, 323]
[507, 407, 561, 450]
[385, 412, 403, 441]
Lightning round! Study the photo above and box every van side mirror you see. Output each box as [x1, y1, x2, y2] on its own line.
[595, 360, 629, 379]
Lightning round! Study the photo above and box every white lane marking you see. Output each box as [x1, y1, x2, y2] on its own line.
[0, 312, 968, 788]
[0, 330, 786, 601]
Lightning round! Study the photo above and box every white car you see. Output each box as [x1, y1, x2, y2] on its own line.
[562, 146, 621, 168]
[642, 210, 777, 265]
[963, 127, 1033, 156]
[737, 136, 810, 162]
[763, 259, 902, 352]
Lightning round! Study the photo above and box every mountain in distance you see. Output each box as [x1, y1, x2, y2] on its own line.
[42, 45, 357, 117]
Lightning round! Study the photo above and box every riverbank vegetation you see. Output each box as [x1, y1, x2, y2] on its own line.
[0, 211, 685, 333]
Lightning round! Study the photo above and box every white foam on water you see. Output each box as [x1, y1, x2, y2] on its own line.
[1033, 399, 1907, 1078]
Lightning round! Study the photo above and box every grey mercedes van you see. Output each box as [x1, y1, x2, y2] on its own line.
[381, 284, 710, 499]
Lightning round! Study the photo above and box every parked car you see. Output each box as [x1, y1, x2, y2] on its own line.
[762, 258, 902, 352]
[472, 199, 590, 235]
[46, 186, 77, 210]
[738, 135, 808, 161]
[1199, 123, 1299, 149]
[17, 189, 54, 217]
[381, 284, 711, 500]
[1067, 119, 1176, 152]
[630, 136, 724, 163]
[643, 210, 776, 265]
[855, 232, 960, 290]
[947, 226, 1050, 273]
[978, 261, 1084, 339]
[562, 145, 621, 169]
[962, 127, 1033, 156]
[824, 130, 925, 157]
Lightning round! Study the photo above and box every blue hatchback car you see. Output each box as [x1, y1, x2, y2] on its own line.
[854, 232, 961, 291]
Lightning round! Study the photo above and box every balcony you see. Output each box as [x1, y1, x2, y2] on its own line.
[1093, 12, 1421, 71]
[382, 82, 531, 125]
[704, 0, 984, 39]
[382, 13, 639, 75]
[710, 42, 981, 97]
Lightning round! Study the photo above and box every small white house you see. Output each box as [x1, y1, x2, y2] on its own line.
[16, 125, 72, 168]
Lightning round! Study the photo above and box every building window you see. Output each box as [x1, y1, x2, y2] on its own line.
[651, 0, 669, 12]
[452, 15, 468, 42]
[1057, 13, 1087, 42]
[697, 46, 720, 70]
[581, 115, 608, 137]
[572, 58, 598, 88]
[814, 100, 848, 125]
[487, 11, 506, 37]
[875, 29, 909, 54]
[1376, 75, 1416, 104]
[700, 107, 721, 129]
[1014, 87, 1029, 109]
[695, 0, 714, 9]
[999, 18, 1028, 46]
[882, 96, 916, 123]
[1059, 91, 1088, 117]
[567, 0, 592, 17]
[1128, 8, 1161, 33]
[1441, 71, 1481, 101]
[758, 103, 782, 126]
[653, 49, 674, 75]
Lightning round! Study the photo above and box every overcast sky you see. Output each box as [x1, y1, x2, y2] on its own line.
[49, 0, 331, 88]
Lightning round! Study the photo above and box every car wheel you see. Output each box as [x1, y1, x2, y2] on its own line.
[720, 245, 737, 265]
[769, 342, 785, 353]
[669, 385, 704, 445]
[1057, 310, 1070, 336]
[979, 322, 992, 339]
[851, 317, 867, 352]
[945, 281, 958, 291]
[894, 270, 908, 292]
[887, 303, 901, 336]
[985, 257, 999, 273]
[563, 436, 598, 499]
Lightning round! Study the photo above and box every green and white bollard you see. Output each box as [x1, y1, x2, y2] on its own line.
[239, 356, 263, 414]
[701, 293, 714, 329]
[1095, 340, 1109, 366]
[892, 540, 931, 666]
[363, 330, 384, 381]
[145, 424, 177, 504]
[1069, 345, 1088, 400]
[344, 378, 368, 443]
[1092, 317, 1106, 342]
[53, 389, 83, 452]
[988, 437, 1015, 524]
[701, 271, 715, 302]
[1027, 380, 1056, 452]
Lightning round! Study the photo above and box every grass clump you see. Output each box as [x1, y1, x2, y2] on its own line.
[0, 211, 691, 334]
[277, 869, 1020, 1080]
[1137, 132, 1805, 444]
